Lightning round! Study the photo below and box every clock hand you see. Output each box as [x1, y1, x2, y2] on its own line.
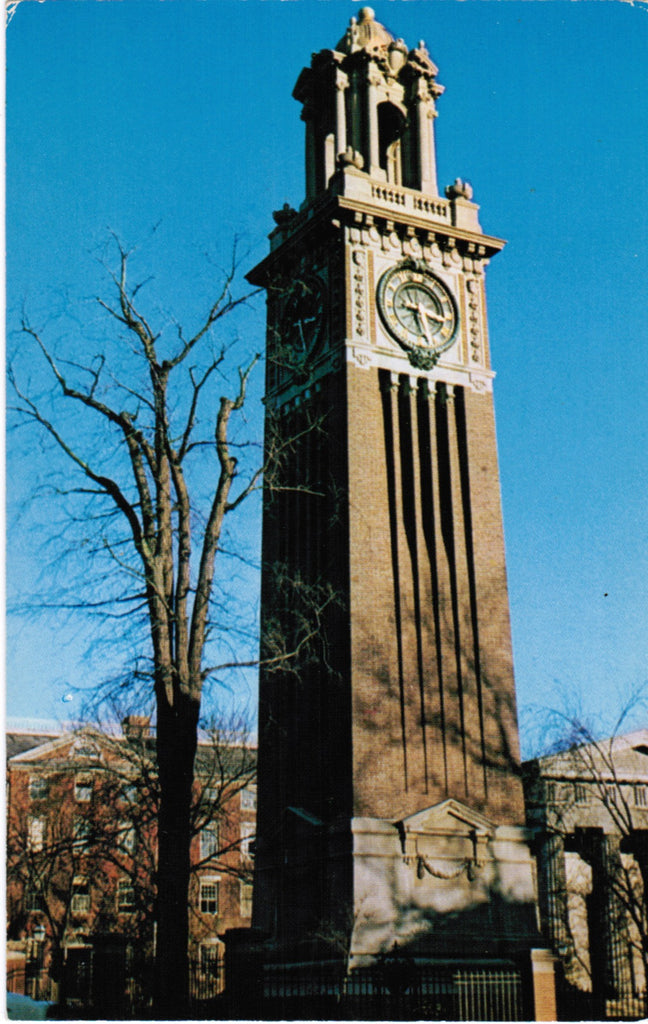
[417, 302, 433, 346]
[404, 298, 446, 325]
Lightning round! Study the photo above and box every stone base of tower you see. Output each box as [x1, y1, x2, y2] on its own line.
[348, 800, 539, 966]
[226, 802, 556, 1019]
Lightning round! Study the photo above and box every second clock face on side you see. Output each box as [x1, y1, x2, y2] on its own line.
[282, 275, 326, 358]
[378, 263, 458, 359]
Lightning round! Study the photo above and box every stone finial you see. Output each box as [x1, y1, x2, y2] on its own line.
[445, 178, 474, 201]
[272, 203, 298, 227]
[341, 16, 359, 53]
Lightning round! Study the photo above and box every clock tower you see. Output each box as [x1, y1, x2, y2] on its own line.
[248, 7, 540, 969]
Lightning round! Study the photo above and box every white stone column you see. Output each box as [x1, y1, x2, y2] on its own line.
[413, 78, 438, 196]
[335, 71, 349, 159]
[424, 106, 439, 196]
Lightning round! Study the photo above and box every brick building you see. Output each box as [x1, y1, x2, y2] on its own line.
[523, 729, 648, 1019]
[6, 718, 256, 1002]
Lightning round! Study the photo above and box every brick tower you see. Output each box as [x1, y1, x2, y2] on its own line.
[248, 6, 540, 968]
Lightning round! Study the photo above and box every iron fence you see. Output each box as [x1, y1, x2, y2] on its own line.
[16, 948, 646, 1021]
[258, 958, 527, 1021]
[56, 951, 224, 1017]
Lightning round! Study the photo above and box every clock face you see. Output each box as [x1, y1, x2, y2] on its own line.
[282, 275, 326, 357]
[378, 263, 458, 359]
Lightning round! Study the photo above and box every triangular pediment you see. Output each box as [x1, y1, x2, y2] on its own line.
[9, 728, 104, 765]
[401, 799, 495, 837]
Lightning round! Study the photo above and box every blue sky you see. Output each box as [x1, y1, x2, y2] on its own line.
[6, 0, 648, 756]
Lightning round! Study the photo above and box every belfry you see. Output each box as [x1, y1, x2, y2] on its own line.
[248, 5, 544, 991]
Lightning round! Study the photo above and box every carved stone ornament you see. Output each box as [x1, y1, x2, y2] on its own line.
[416, 855, 477, 882]
[351, 248, 368, 339]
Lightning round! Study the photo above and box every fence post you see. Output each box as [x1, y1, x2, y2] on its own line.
[530, 948, 558, 1021]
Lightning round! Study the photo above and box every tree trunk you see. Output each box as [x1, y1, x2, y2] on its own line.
[153, 693, 199, 1018]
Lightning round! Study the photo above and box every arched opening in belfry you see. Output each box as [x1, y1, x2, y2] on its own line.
[378, 102, 407, 184]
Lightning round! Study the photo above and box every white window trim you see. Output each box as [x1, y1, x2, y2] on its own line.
[199, 875, 220, 915]
[27, 817, 46, 852]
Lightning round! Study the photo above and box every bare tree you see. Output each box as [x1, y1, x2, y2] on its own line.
[8, 235, 326, 1013]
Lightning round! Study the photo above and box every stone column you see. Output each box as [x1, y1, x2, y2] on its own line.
[334, 71, 349, 159]
[537, 832, 570, 954]
[412, 79, 436, 196]
[425, 106, 439, 196]
[579, 829, 629, 1011]
[599, 834, 631, 1006]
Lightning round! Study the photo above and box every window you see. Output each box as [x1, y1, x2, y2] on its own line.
[121, 783, 138, 804]
[74, 775, 93, 802]
[635, 785, 648, 808]
[203, 787, 218, 804]
[119, 826, 136, 854]
[27, 817, 45, 852]
[545, 781, 567, 804]
[116, 879, 135, 913]
[200, 823, 219, 861]
[240, 881, 253, 918]
[240, 822, 255, 861]
[29, 776, 48, 801]
[200, 942, 221, 972]
[574, 784, 589, 805]
[241, 787, 256, 811]
[71, 881, 90, 915]
[199, 877, 219, 915]
[24, 882, 44, 913]
[72, 817, 91, 848]
[606, 784, 618, 806]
